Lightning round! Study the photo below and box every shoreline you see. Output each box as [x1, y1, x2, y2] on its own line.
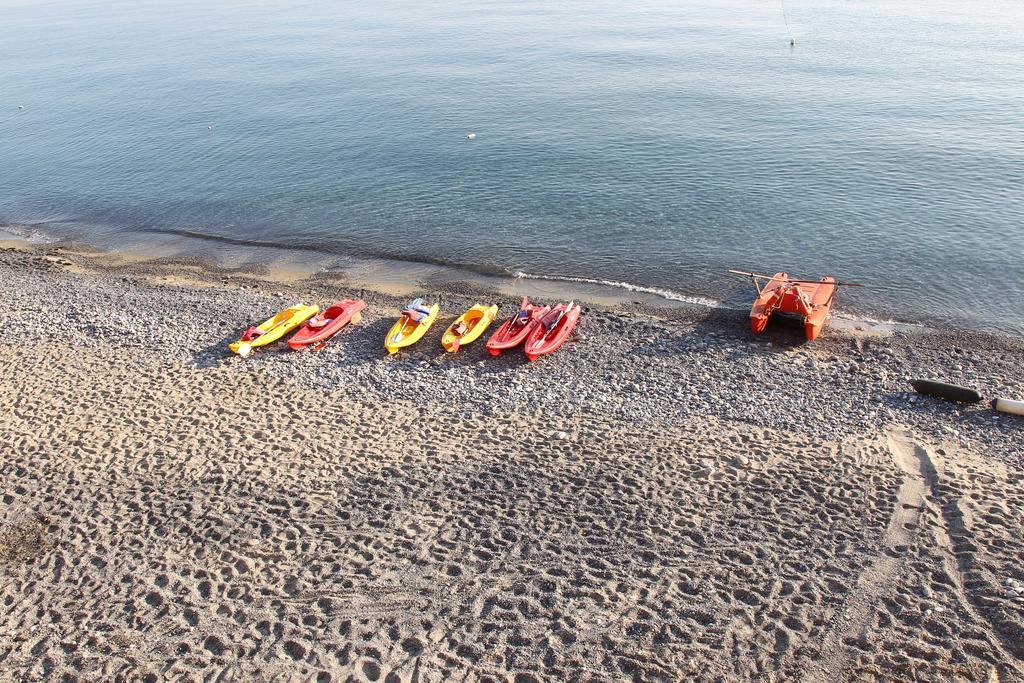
[2, 240, 1023, 680]
[0, 225, 956, 341]
[3, 220, 1001, 339]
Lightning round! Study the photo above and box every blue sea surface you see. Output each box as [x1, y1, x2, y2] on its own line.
[1, 0, 1022, 333]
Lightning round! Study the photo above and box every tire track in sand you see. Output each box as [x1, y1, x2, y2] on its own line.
[894, 431, 1023, 677]
[800, 429, 931, 682]
[804, 429, 1023, 682]
[921, 444, 1024, 675]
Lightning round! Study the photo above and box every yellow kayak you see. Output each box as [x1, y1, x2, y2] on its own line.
[441, 303, 498, 352]
[385, 298, 439, 354]
[229, 304, 319, 357]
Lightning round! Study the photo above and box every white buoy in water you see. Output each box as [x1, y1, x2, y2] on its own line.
[208, 124, 213, 130]
[467, 132, 476, 140]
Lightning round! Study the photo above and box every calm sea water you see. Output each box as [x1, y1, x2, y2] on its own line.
[1, 0, 1022, 333]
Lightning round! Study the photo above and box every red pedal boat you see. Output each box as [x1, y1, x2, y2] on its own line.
[524, 301, 580, 361]
[486, 297, 550, 356]
[288, 299, 365, 351]
[731, 270, 862, 341]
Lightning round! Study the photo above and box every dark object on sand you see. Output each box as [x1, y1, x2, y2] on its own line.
[992, 398, 1024, 416]
[911, 379, 982, 404]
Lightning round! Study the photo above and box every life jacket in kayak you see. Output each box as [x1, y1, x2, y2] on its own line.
[402, 298, 433, 322]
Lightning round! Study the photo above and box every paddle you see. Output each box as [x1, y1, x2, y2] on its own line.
[392, 315, 410, 345]
[392, 298, 422, 344]
[393, 299, 422, 344]
[538, 301, 572, 342]
[728, 270, 865, 287]
[554, 301, 574, 330]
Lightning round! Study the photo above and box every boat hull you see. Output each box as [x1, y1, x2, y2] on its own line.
[288, 299, 365, 351]
[749, 272, 836, 341]
[442, 304, 498, 352]
[486, 299, 549, 356]
[385, 303, 439, 354]
[523, 304, 580, 361]
[229, 304, 319, 356]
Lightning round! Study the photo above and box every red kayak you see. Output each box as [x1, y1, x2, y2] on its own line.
[486, 297, 550, 357]
[288, 299, 365, 351]
[523, 302, 580, 361]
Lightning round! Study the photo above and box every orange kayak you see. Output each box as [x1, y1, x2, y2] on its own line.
[749, 272, 837, 341]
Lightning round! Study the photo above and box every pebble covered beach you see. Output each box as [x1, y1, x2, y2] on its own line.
[2, 242, 1023, 680]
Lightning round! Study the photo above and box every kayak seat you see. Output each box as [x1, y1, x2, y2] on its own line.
[241, 326, 264, 341]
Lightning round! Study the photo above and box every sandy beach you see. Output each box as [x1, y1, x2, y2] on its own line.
[1, 242, 1022, 681]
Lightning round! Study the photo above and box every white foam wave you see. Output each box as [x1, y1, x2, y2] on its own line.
[1, 224, 55, 244]
[832, 309, 926, 328]
[511, 270, 720, 308]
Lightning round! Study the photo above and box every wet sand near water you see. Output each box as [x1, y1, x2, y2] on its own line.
[1, 244, 1023, 681]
